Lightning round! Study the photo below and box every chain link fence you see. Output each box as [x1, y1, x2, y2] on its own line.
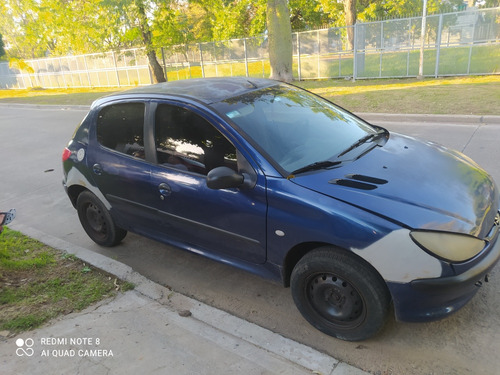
[1, 7, 498, 89]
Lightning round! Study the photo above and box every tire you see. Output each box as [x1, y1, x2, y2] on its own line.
[291, 247, 391, 341]
[76, 191, 127, 247]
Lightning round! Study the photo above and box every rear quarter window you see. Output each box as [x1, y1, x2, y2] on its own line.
[96, 102, 146, 159]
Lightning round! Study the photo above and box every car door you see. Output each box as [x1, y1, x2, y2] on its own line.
[149, 102, 267, 264]
[87, 101, 160, 234]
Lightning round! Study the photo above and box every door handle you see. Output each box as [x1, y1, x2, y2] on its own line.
[93, 163, 103, 175]
[158, 182, 172, 197]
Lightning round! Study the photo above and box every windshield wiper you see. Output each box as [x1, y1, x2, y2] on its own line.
[337, 129, 387, 158]
[337, 133, 377, 158]
[289, 160, 341, 177]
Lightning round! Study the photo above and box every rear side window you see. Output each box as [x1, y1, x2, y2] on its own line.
[96, 103, 146, 159]
[155, 104, 237, 175]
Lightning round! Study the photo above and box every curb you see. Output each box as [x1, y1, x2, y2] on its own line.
[357, 112, 500, 126]
[9, 222, 370, 375]
[0, 103, 89, 111]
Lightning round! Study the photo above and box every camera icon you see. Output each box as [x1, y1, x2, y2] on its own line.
[16, 338, 34, 357]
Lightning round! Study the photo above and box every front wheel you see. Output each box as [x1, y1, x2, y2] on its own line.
[291, 247, 391, 341]
[76, 191, 127, 247]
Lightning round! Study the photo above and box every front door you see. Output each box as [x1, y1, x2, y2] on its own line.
[149, 102, 267, 264]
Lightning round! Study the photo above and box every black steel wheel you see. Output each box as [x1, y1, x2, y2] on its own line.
[291, 247, 391, 341]
[76, 191, 127, 247]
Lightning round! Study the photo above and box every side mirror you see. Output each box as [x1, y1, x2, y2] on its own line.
[206, 167, 244, 190]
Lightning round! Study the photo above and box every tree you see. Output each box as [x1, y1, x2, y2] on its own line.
[267, 0, 293, 82]
[289, 0, 330, 31]
[0, 0, 134, 59]
[126, 0, 166, 83]
[344, 0, 356, 50]
[358, 0, 467, 21]
[9, 58, 35, 86]
[177, 0, 267, 42]
[0, 0, 52, 58]
[0, 33, 5, 60]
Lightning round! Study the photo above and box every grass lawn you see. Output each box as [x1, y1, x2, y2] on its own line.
[0, 75, 499, 115]
[0, 87, 119, 106]
[296, 75, 500, 115]
[0, 228, 133, 334]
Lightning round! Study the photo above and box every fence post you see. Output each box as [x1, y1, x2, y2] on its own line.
[296, 33, 302, 81]
[407, 19, 412, 76]
[353, 24, 357, 82]
[379, 22, 384, 78]
[161, 47, 168, 82]
[198, 43, 205, 78]
[418, 0, 428, 79]
[31, 60, 39, 88]
[83, 55, 91, 87]
[213, 42, 219, 77]
[317, 30, 321, 79]
[112, 51, 121, 87]
[434, 14, 443, 78]
[59, 57, 66, 88]
[467, 12, 478, 75]
[174, 52, 180, 80]
[244, 38, 249, 77]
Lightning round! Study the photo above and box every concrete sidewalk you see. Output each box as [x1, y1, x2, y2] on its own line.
[0, 224, 369, 375]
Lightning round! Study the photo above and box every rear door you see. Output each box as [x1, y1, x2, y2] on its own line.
[149, 102, 268, 264]
[87, 101, 160, 234]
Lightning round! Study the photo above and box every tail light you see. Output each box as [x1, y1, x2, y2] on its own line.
[62, 147, 72, 161]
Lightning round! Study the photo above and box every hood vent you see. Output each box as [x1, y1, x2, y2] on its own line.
[329, 174, 388, 191]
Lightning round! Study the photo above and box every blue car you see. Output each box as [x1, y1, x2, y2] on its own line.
[62, 77, 500, 341]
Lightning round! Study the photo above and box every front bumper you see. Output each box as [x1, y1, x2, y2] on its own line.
[389, 219, 500, 322]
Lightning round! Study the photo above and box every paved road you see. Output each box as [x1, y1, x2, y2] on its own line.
[1, 105, 499, 375]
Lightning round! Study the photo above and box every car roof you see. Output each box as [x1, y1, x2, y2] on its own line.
[92, 77, 279, 107]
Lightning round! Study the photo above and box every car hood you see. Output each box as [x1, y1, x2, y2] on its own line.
[292, 133, 499, 239]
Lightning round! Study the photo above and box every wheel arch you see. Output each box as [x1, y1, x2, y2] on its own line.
[67, 184, 88, 208]
[282, 242, 390, 293]
[282, 241, 332, 287]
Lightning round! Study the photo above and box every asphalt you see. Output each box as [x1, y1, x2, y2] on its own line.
[1, 108, 499, 375]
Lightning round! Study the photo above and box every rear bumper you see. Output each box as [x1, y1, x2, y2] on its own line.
[390, 224, 500, 322]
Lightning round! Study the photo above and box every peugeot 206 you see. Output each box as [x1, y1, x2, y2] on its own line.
[62, 78, 500, 341]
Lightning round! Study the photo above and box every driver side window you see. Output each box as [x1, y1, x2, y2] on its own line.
[154, 104, 238, 175]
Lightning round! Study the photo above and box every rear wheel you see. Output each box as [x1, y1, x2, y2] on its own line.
[291, 247, 391, 341]
[76, 191, 127, 247]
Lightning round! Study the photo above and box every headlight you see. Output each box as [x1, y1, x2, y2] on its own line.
[410, 231, 485, 262]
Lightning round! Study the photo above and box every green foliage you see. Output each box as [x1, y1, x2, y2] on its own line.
[0, 228, 54, 270]
[8, 58, 34, 74]
[153, 0, 268, 47]
[358, 0, 467, 21]
[0, 33, 5, 59]
[121, 282, 135, 291]
[290, 0, 331, 30]
[0, 0, 489, 60]
[2, 315, 48, 331]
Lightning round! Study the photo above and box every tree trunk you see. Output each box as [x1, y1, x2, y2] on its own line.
[146, 49, 166, 83]
[266, 0, 293, 82]
[344, 0, 356, 51]
[135, 0, 166, 83]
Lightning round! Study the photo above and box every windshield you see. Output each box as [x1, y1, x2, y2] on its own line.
[213, 84, 377, 174]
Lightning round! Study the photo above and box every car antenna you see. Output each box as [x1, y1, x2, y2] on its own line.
[246, 80, 257, 89]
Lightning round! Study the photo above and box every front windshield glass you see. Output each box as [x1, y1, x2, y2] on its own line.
[213, 84, 376, 174]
